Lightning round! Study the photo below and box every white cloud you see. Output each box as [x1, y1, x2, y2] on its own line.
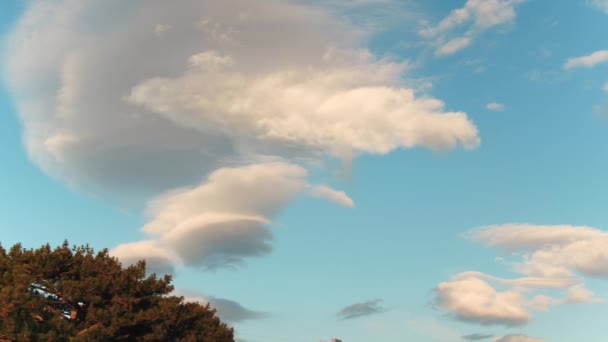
[435, 271, 598, 326]
[111, 240, 174, 275]
[526, 283, 601, 311]
[453, 271, 579, 289]
[492, 335, 543, 342]
[4, 0, 480, 272]
[434, 273, 530, 326]
[309, 185, 354, 207]
[5, 0, 479, 199]
[469, 224, 604, 252]
[564, 50, 608, 69]
[470, 224, 608, 278]
[436, 224, 608, 327]
[128, 52, 479, 156]
[419, 0, 527, 56]
[116, 162, 351, 270]
[486, 102, 505, 112]
[565, 284, 601, 304]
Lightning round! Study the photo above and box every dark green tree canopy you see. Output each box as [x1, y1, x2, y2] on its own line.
[0, 241, 234, 342]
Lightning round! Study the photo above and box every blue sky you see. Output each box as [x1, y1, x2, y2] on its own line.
[1, 0, 608, 341]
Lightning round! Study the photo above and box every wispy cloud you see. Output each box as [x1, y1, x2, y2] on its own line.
[419, 0, 527, 56]
[309, 185, 355, 207]
[564, 50, 608, 69]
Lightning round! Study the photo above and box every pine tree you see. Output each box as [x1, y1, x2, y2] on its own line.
[0, 241, 234, 341]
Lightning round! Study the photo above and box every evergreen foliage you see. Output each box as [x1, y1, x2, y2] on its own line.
[0, 241, 234, 341]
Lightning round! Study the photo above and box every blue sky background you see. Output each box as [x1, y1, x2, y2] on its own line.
[2, 1, 608, 341]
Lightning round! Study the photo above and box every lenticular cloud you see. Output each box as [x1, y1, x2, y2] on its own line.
[5, 0, 479, 269]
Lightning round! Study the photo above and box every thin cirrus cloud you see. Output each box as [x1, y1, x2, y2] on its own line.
[5, 0, 479, 273]
[336, 298, 387, 320]
[419, 0, 527, 56]
[434, 224, 606, 327]
[563, 50, 608, 69]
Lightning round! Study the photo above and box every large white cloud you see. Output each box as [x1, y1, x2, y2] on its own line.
[4, 0, 479, 198]
[128, 52, 479, 156]
[4, 0, 480, 274]
[419, 0, 527, 56]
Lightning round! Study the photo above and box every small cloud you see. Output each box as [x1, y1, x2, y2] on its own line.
[111, 240, 175, 275]
[436, 36, 472, 56]
[154, 24, 172, 35]
[183, 293, 267, 323]
[336, 299, 386, 320]
[309, 185, 354, 207]
[434, 273, 530, 326]
[492, 334, 543, 342]
[564, 50, 608, 69]
[486, 102, 505, 112]
[463, 333, 494, 341]
[203, 296, 267, 323]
